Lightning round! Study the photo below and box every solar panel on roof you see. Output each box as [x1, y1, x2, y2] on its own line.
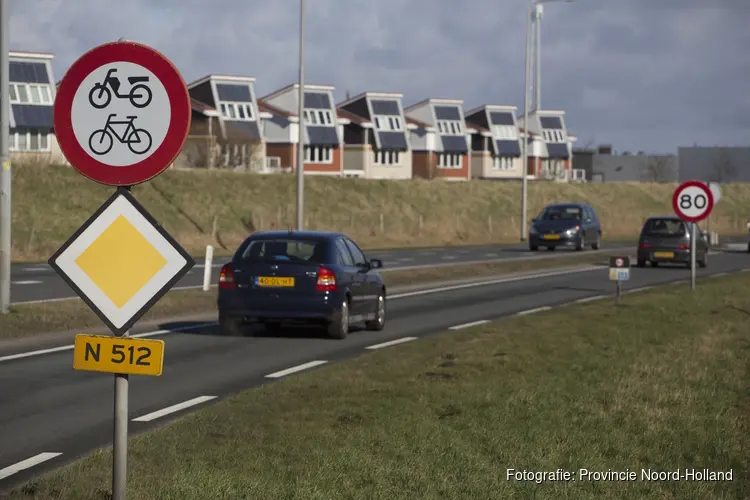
[546, 143, 569, 158]
[12, 104, 54, 128]
[9, 62, 49, 84]
[495, 140, 521, 157]
[540, 116, 563, 129]
[377, 131, 408, 150]
[307, 126, 339, 146]
[216, 83, 252, 103]
[304, 92, 331, 109]
[370, 100, 400, 116]
[434, 106, 461, 121]
[441, 135, 468, 153]
[489, 112, 514, 126]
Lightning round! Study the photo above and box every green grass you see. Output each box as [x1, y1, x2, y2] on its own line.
[10, 161, 750, 262]
[0, 252, 616, 340]
[4, 272, 748, 500]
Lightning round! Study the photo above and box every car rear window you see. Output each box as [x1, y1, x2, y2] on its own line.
[537, 205, 582, 221]
[644, 219, 686, 236]
[239, 238, 327, 264]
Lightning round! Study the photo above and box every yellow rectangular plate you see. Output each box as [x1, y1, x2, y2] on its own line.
[543, 234, 560, 240]
[653, 251, 674, 258]
[73, 334, 165, 376]
[257, 276, 295, 287]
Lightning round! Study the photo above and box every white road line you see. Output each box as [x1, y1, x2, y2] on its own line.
[516, 306, 552, 316]
[484, 253, 498, 257]
[21, 267, 48, 272]
[132, 396, 217, 423]
[11, 280, 42, 285]
[365, 337, 418, 350]
[397, 257, 414, 262]
[710, 272, 728, 278]
[0, 453, 63, 481]
[448, 320, 490, 330]
[441, 255, 457, 260]
[419, 251, 436, 255]
[265, 360, 328, 379]
[575, 295, 607, 304]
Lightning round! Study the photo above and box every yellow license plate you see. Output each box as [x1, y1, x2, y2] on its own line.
[257, 276, 295, 287]
[653, 252, 674, 258]
[543, 234, 560, 240]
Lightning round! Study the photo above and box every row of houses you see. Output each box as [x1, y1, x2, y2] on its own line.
[8, 50, 586, 182]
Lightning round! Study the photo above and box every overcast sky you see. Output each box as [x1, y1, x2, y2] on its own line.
[9, 0, 750, 153]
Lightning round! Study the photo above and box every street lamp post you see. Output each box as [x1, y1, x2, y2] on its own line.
[295, 0, 306, 230]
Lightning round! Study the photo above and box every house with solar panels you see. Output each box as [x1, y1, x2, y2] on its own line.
[7, 51, 61, 163]
[518, 110, 575, 181]
[403, 98, 471, 180]
[464, 105, 524, 180]
[258, 83, 342, 176]
[185, 74, 267, 170]
[335, 92, 412, 179]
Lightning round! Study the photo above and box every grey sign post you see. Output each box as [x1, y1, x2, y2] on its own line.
[672, 181, 714, 292]
[608, 256, 630, 305]
[0, 0, 11, 314]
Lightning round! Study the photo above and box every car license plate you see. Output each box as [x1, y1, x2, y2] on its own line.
[653, 251, 674, 259]
[256, 276, 295, 287]
[543, 234, 560, 240]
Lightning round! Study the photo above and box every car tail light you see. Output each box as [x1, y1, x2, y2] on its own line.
[639, 243, 651, 248]
[219, 263, 235, 290]
[316, 267, 337, 292]
[676, 244, 689, 249]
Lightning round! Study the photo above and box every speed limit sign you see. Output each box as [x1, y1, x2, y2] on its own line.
[672, 180, 714, 222]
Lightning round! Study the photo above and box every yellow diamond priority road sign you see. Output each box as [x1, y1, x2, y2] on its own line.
[49, 187, 194, 335]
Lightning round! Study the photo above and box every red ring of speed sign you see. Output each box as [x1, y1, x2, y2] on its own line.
[615, 258, 623, 267]
[54, 41, 191, 186]
[672, 180, 714, 223]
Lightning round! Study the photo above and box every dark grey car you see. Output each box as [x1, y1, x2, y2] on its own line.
[636, 216, 708, 268]
[528, 202, 602, 251]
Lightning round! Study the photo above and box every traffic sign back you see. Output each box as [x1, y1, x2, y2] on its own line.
[672, 180, 714, 223]
[54, 41, 191, 186]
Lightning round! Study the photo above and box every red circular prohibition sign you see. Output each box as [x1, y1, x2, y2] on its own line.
[671, 180, 714, 223]
[54, 41, 191, 186]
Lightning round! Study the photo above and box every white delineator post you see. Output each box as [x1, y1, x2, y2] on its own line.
[203, 245, 214, 292]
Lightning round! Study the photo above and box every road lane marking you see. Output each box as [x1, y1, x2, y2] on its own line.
[448, 320, 490, 330]
[516, 306, 552, 316]
[265, 360, 328, 379]
[132, 396, 217, 422]
[365, 337, 418, 350]
[21, 267, 49, 272]
[419, 251, 436, 255]
[441, 255, 457, 260]
[11, 280, 42, 285]
[484, 253, 498, 257]
[397, 258, 414, 262]
[710, 272, 728, 278]
[575, 295, 607, 304]
[0, 453, 63, 481]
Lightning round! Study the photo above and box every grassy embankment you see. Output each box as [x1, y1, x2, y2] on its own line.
[11, 161, 750, 262]
[4, 272, 748, 499]
[0, 252, 619, 340]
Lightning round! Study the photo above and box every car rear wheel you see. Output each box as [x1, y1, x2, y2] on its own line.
[636, 259, 646, 268]
[365, 291, 386, 331]
[327, 297, 350, 339]
[591, 233, 601, 250]
[219, 315, 245, 337]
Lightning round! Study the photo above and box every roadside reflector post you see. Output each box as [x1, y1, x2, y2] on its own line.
[203, 245, 214, 291]
[672, 180, 714, 292]
[608, 256, 629, 306]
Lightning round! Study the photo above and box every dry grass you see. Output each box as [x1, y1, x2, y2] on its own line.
[5, 273, 748, 500]
[11, 161, 750, 261]
[0, 253, 614, 340]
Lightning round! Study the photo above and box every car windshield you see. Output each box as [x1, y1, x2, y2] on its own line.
[536, 206, 582, 221]
[239, 238, 327, 264]
[644, 219, 686, 236]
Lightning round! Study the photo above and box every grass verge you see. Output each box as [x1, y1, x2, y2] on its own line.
[11, 161, 750, 261]
[0, 253, 618, 340]
[5, 271, 749, 499]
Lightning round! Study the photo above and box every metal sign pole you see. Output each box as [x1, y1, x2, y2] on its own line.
[690, 222, 696, 291]
[0, 0, 11, 313]
[113, 339, 129, 500]
[615, 281, 621, 305]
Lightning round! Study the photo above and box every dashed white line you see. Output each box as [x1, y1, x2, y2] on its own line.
[0, 452, 63, 480]
[441, 255, 457, 260]
[11, 280, 42, 285]
[397, 258, 414, 262]
[365, 337, 418, 350]
[516, 306, 552, 316]
[448, 320, 490, 330]
[21, 267, 48, 272]
[710, 272, 728, 278]
[132, 396, 217, 422]
[575, 295, 607, 304]
[419, 251, 436, 255]
[484, 253, 499, 257]
[265, 360, 328, 379]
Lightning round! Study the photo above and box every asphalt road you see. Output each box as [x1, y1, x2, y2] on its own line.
[8, 242, 631, 304]
[1, 249, 749, 491]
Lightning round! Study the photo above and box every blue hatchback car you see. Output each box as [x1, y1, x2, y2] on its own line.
[528, 202, 602, 251]
[217, 230, 386, 339]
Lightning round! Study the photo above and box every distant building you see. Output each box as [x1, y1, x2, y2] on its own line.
[677, 146, 750, 183]
[573, 146, 678, 182]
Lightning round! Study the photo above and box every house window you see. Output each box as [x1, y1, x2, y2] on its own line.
[303, 109, 333, 126]
[437, 120, 463, 136]
[437, 153, 461, 169]
[492, 125, 517, 140]
[373, 115, 403, 131]
[8, 129, 50, 152]
[373, 150, 400, 165]
[219, 102, 254, 121]
[304, 146, 332, 164]
[492, 157, 514, 170]
[8, 83, 52, 105]
[542, 129, 567, 143]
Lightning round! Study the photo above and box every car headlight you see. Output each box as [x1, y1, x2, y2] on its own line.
[565, 226, 580, 235]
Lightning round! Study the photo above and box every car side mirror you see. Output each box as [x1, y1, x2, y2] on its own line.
[369, 259, 383, 269]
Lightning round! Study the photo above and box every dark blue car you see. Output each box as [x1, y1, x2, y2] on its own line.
[528, 202, 602, 251]
[217, 230, 386, 339]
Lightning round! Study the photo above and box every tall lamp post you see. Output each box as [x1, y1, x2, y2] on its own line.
[520, 0, 573, 241]
[295, 0, 306, 230]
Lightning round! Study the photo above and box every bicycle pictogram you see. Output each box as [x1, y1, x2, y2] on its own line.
[88, 114, 153, 156]
[88, 68, 153, 109]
